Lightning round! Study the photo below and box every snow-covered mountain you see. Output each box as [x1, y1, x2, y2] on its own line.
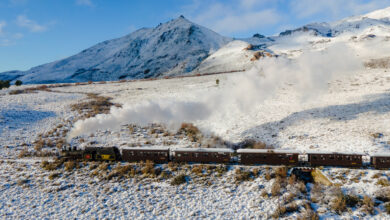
[279, 6, 390, 38]
[0, 16, 231, 84]
[2, 7, 390, 84]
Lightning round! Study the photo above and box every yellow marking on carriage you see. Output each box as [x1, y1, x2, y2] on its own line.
[101, 154, 114, 160]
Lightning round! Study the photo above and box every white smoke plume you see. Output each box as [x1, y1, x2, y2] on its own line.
[67, 43, 363, 141]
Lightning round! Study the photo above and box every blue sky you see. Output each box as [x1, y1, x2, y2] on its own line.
[0, 0, 389, 72]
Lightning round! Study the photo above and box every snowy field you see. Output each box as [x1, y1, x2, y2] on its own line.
[0, 65, 390, 218]
[2, 7, 390, 218]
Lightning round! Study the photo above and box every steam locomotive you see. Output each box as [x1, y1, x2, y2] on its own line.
[61, 146, 390, 169]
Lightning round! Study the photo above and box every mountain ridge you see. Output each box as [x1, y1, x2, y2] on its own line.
[2, 7, 390, 84]
[0, 16, 231, 84]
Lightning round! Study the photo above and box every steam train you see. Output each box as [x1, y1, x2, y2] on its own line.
[61, 146, 390, 169]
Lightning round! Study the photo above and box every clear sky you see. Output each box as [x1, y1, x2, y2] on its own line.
[0, 0, 389, 72]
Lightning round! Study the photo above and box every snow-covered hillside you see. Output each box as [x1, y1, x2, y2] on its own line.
[0, 16, 231, 84]
[278, 7, 390, 39]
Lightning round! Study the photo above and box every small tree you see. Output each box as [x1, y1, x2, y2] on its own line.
[15, 80, 23, 86]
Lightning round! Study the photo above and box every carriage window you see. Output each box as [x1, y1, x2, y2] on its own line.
[205, 153, 208, 156]
[184, 153, 188, 157]
[195, 153, 199, 157]
[321, 156, 326, 160]
[346, 156, 351, 160]
[337, 156, 342, 160]
[329, 155, 334, 160]
[313, 156, 317, 160]
[177, 153, 182, 157]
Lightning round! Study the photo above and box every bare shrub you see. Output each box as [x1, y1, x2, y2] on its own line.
[271, 178, 282, 196]
[377, 178, 390, 186]
[159, 170, 171, 179]
[46, 139, 54, 147]
[9, 90, 24, 95]
[298, 204, 319, 220]
[264, 171, 272, 180]
[330, 193, 347, 214]
[252, 168, 259, 178]
[64, 161, 76, 171]
[41, 160, 63, 171]
[178, 123, 202, 142]
[17, 179, 29, 186]
[34, 139, 45, 151]
[234, 168, 251, 183]
[191, 165, 203, 175]
[385, 202, 390, 214]
[275, 166, 287, 178]
[272, 205, 286, 218]
[365, 57, 390, 68]
[372, 172, 382, 179]
[18, 147, 31, 158]
[168, 162, 178, 172]
[375, 187, 390, 202]
[285, 192, 296, 203]
[48, 172, 61, 180]
[70, 93, 121, 118]
[362, 196, 375, 214]
[141, 160, 155, 176]
[288, 174, 296, 185]
[56, 139, 65, 149]
[171, 174, 187, 185]
[310, 184, 323, 203]
[239, 139, 271, 149]
[215, 164, 227, 176]
[344, 194, 361, 207]
[98, 162, 109, 171]
[285, 202, 299, 213]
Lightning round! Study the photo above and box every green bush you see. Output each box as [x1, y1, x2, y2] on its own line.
[0, 80, 10, 90]
[15, 80, 23, 86]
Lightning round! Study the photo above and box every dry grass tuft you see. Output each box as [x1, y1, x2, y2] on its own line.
[70, 93, 122, 118]
[234, 168, 251, 183]
[178, 123, 202, 142]
[362, 195, 375, 214]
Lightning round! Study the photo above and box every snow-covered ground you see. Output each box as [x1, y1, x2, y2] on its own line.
[1, 6, 390, 219]
[0, 63, 389, 218]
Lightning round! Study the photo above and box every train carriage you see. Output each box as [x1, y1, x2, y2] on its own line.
[307, 151, 363, 167]
[172, 148, 234, 163]
[237, 149, 300, 166]
[121, 147, 170, 163]
[371, 153, 390, 169]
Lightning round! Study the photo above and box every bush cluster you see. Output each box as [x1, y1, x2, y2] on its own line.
[0, 80, 10, 90]
[178, 123, 202, 142]
[171, 174, 187, 185]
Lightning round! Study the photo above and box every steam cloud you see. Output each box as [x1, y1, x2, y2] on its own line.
[67, 43, 363, 141]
